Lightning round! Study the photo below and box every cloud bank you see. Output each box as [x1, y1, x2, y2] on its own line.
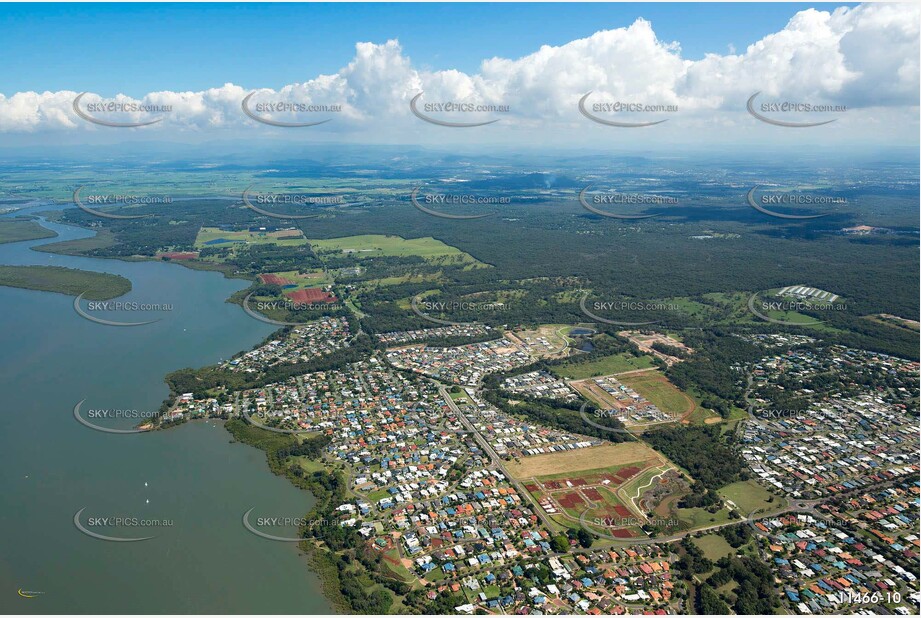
[0, 2, 917, 145]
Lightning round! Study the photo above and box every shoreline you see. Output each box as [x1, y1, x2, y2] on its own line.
[3, 213, 340, 613]
[224, 417, 352, 614]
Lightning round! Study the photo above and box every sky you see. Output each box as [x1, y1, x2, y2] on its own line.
[0, 2, 917, 151]
[0, 3, 859, 95]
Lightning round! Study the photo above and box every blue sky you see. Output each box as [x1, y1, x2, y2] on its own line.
[1, 2, 914, 150]
[0, 2, 857, 95]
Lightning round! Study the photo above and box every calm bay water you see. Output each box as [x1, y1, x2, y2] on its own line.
[0, 206, 333, 613]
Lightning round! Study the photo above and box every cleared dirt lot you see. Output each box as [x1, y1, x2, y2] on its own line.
[506, 442, 663, 479]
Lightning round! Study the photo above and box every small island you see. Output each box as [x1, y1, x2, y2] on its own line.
[0, 219, 57, 245]
[0, 265, 131, 300]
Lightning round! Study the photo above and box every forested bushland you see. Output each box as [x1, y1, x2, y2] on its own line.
[643, 425, 748, 492]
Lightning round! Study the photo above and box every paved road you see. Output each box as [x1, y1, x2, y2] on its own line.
[438, 385, 557, 531]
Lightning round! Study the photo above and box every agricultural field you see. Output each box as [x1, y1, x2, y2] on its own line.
[308, 234, 482, 264]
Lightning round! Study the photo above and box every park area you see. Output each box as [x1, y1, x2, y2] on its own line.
[514, 442, 681, 539]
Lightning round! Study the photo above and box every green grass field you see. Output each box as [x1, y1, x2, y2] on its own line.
[664, 296, 720, 320]
[717, 480, 785, 514]
[0, 219, 56, 244]
[195, 226, 307, 249]
[289, 456, 327, 474]
[262, 269, 333, 288]
[619, 370, 696, 416]
[694, 534, 736, 561]
[358, 272, 443, 289]
[0, 265, 131, 300]
[687, 406, 722, 425]
[675, 506, 733, 530]
[309, 234, 480, 263]
[553, 353, 655, 380]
